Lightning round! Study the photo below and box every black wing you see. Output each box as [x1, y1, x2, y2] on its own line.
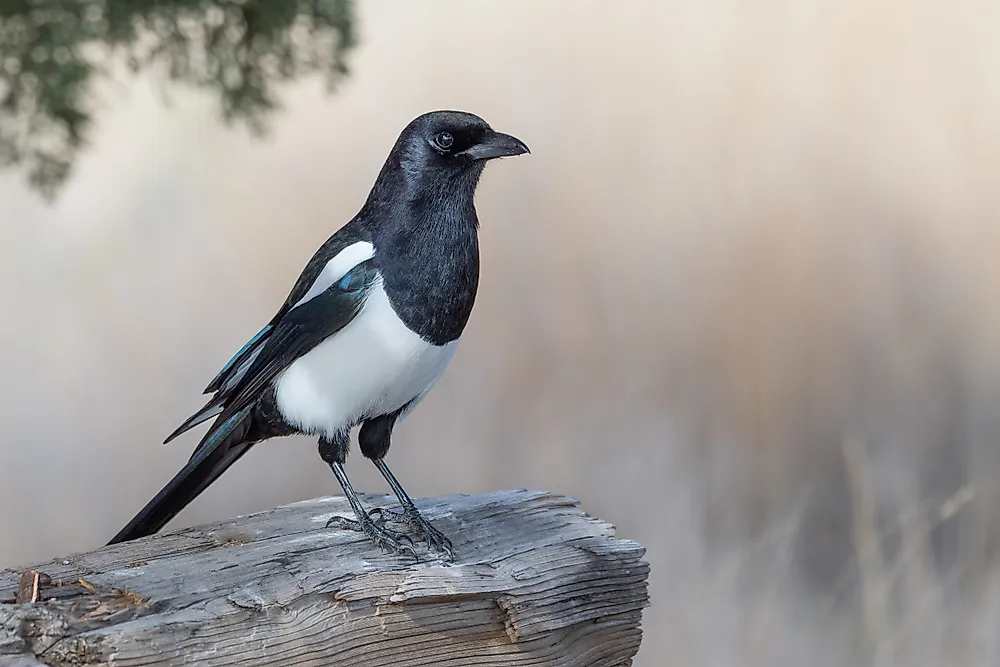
[188, 255, 379, 460]
[172, 253, 377, 472]
[164, 226, 369, 444]
[106, 256, 379, 545]
[220, 259, 377, 424]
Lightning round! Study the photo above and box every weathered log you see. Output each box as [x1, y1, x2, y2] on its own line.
[1, 490, 648, 666]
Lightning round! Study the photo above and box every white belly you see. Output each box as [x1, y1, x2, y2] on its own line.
[273, 279, 458, 439]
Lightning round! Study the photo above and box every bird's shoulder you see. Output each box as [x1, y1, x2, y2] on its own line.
[281, 220, 374, 314]
[200, 220, 374, 397]
[201, 222, 381, 421]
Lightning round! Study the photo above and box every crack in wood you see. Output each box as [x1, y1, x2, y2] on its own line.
[1, 490, 648, 666]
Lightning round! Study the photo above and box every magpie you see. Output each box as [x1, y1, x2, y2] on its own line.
[107, 110, 529, 560]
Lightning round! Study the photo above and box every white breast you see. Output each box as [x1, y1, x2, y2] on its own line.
[273, 277, 458, 439]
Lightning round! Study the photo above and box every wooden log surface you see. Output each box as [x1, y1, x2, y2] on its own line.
[0, 490, 649, 666]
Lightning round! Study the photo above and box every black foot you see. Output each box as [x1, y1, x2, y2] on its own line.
[369, 505, 454, 561]
[326, 513, 417, 559]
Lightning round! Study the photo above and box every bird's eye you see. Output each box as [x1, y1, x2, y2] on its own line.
[434, 131, 454, 151]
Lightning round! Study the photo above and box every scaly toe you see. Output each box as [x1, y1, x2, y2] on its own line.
[404, 510, 454, 560]
[326, 515, 362, 531]
[371, 529, 417, 558]
[326, 512, 417, 558]
[367, 507, 405, 526]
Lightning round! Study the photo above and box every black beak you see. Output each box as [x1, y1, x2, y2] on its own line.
[460, 131, 530, 160]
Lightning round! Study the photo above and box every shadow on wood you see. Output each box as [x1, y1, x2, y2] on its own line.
[1, 490, 649, 666]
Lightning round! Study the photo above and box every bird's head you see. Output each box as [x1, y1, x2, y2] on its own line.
[389, 110, 529, 188]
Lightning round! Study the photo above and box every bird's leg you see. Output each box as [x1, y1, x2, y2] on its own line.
[317, 435, 416, 558]
[358, 414, 453, 560]
[369, 458, 454, 560]
[325, 462, 417, 558]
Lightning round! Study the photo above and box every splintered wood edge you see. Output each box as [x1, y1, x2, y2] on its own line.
[1, 490, 649, 667]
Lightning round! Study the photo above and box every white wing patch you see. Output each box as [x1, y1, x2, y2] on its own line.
[291, 241, 375, 310]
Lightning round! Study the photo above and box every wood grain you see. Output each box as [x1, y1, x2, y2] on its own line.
[0, 490, 648, 666]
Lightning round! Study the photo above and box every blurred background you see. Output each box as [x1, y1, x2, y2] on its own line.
[3, 1, 1000, 665]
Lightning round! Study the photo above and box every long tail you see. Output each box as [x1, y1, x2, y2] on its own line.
[107, 406, 255, 545]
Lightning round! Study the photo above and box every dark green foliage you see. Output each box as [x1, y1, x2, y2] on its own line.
[0, 0, 355, 199]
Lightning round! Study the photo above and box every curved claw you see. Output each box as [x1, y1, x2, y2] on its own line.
[367, 507, 396, 525]
[368, 506, 407, 525]
[326, 512, 417, 559]
[372, 532, 417, 559]
[326, 514, 358, 530]
[398, 507, 454, 561]
[339, 504, 454, 561]
[395, 531, 416, 548]
[415, 521, 454, 561]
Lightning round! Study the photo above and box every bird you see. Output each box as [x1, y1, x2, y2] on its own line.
[107, 110, 529, 560]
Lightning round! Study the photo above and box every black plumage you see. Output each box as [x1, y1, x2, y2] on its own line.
[107, 111, 528, 560]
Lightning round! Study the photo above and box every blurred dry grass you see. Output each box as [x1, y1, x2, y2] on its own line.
[3, 1, 1000, 665]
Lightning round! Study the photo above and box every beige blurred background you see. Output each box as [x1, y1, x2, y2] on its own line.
[4, 1, 1000, 665]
